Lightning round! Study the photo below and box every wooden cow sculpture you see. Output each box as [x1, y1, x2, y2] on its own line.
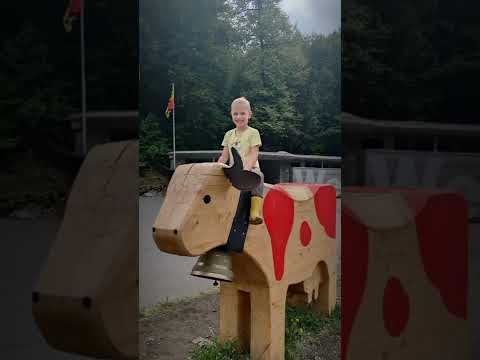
[342, 187, 469, 360]
[32, 141, 138, 359]
[153, 156, 337, 360]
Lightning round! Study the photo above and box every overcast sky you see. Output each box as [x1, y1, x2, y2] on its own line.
[280, 0, 340, 35]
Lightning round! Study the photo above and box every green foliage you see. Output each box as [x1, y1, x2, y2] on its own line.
[0, 22, 71, 148]
[286, 304, 340, 336]
[190, 340, 247, 360]
[342, 0, 480, 122]
[139, 113, 170, 168]
[140, 0, 341, 166]
[187, 304, 341, 360]
[1, 2, 137, 157]
[285, 304, 341, 359]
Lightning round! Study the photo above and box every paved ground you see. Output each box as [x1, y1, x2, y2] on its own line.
[1, 216, 94, 360]
[139, 195, 215, 309]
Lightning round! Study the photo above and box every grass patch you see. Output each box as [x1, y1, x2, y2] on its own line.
[285, 304, 340, 359]
[139, 298, 188, 319]
[287, 304, 340, 335]
[188, 303, 341, 360]
[190, 340, 248, 360]
[139, 289, 219, 320]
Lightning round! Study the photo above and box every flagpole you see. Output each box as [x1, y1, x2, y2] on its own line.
[80, 0, 87, 155]
[172, 82, 176, 168]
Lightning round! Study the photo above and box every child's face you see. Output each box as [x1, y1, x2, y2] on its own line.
[231, 103, 251, 129]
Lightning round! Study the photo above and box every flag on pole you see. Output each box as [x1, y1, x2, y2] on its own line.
[63, 0, 82, 32]
[165, 85, 175, 119]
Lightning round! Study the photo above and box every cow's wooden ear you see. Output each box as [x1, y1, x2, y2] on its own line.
[223, 147, 261, 191]
[225, 146, 243, 171]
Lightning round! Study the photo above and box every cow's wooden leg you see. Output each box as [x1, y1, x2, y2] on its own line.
[313, 261, 336, 314]
[249, 285, 287, 360]
[219, 282, 250, 351]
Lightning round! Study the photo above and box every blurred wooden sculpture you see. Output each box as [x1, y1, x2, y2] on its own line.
[342, 188, 469, 360]
[32, 141, 138, 359]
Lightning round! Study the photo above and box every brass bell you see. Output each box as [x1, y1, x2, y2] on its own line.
[190, 250, 234, 282]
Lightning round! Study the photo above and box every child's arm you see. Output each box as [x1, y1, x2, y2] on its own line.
[244, 146, 260, 171]
[217, 146, 229, 164]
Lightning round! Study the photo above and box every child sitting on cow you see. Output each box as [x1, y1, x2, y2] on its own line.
[217, 97, 264, 225]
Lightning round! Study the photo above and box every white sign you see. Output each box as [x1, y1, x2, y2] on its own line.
[292, 167, 341, 196]
[365, 150, 480, 219]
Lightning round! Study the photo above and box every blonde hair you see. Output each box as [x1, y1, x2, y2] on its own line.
[231, 97, 252, 112]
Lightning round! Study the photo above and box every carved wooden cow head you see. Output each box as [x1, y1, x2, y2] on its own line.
[153, 148, 260, 256]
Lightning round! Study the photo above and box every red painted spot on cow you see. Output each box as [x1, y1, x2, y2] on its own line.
[264, 188, 294, 281]
[383, 277, 410, 337]
[341, 206, 369, 360]
[300, 221, 311, 246]
[416, 193, 468, 319]
[313, 185, 336, 238]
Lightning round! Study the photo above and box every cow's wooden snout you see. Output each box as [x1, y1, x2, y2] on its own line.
[152, 226, 190, 256]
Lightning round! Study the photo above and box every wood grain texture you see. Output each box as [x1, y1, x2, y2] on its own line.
[154, 163, 337, 359]
[32, 141, 138, 359]
[342, 188, 469, 360]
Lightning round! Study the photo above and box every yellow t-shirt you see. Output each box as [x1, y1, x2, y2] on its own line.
[221, 126, 262, 168]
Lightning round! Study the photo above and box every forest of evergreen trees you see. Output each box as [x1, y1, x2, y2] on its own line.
[1, 1, 137, 161]
[139, 0, 341, 168]
[2, 0, 476, 170]
[342, 0, 479, 123]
